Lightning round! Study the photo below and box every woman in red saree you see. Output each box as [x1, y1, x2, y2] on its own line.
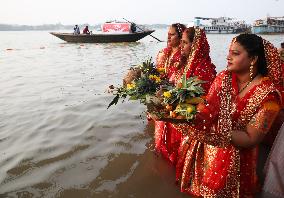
[123, 24, 186, 86]
[156, 23, 186, 82]
[154, 28, 216, 165]
[154, 23, 186, 164]
[174, 34, 283, 197]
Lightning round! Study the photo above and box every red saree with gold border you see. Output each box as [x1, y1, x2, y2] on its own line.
[156, 47, 182, 82]
[154, 28, 216, 165]
[155, 47, 184, 164]
[176, 70, 282, 197]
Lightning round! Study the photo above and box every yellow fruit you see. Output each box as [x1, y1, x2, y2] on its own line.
[186, 105, 195, 113]
[170, 111, 177, 118]
[165, 104, 172, 111]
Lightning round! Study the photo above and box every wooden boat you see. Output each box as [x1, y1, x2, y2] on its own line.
[50, 30, 155, 43]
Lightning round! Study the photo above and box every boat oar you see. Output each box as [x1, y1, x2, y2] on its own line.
[123, 18, 163, 42]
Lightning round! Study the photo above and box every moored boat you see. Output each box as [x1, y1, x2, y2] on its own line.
[50, 30, 155, 43]
[50, 21, 155, 43]
[193, 17, 250, 34]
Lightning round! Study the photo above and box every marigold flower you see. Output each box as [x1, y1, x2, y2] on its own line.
[126, 83, 136, 90]
[149, 75, 161, 83]
[163, 91, 171, 98]
[155, 77, 161, 83]
[126, 84, 132, 89]
[149, 75, 156, 79]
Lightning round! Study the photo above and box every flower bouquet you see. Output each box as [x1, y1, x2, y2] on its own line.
[107, 58, 169, 109]
[147, 73, 206, 123]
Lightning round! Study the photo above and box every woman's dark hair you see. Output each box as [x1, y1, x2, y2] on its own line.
[171, 23, 186, 38]
[235, 33, 268, 75]
[183, 27, 195, 42]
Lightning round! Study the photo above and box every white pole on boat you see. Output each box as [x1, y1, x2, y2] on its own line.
[123, 18, 163, 42]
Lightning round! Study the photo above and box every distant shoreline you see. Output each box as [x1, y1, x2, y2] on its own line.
[0, 23, 169, 31]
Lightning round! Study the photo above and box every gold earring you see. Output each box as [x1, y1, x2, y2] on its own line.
[249, 63, 254, 80]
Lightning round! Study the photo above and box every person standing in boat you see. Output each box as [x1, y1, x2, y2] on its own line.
[83, 26, 90, 35]
[130, 23, 137, 33]
[73, 25, 80, 35]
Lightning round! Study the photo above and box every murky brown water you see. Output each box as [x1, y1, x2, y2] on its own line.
[0, 30, 282, 197]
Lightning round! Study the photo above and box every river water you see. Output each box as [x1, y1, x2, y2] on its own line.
[0, 29, 282, 197]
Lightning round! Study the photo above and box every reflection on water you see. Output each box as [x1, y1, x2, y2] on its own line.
[0, 30, 282, 197]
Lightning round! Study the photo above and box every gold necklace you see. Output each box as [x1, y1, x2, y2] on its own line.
[238, 75, 258, 93]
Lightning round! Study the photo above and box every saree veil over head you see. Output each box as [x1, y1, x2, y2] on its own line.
[181, 28, 216, 92]
[263, 39, 284, 87]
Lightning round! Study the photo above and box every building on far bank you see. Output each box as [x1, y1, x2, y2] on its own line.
[252, 17, 284, 34]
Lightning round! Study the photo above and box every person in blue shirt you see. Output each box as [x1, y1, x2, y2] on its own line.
[73, 25, 80, 35]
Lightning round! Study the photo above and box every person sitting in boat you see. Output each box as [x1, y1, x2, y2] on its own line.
[73, 25, 80, 35]
[83, 26, 90, 35]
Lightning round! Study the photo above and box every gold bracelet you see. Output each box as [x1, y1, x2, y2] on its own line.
[228, 130, 233, 144]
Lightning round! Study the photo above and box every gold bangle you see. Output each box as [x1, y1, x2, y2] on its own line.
[228, 130, 233, 143]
